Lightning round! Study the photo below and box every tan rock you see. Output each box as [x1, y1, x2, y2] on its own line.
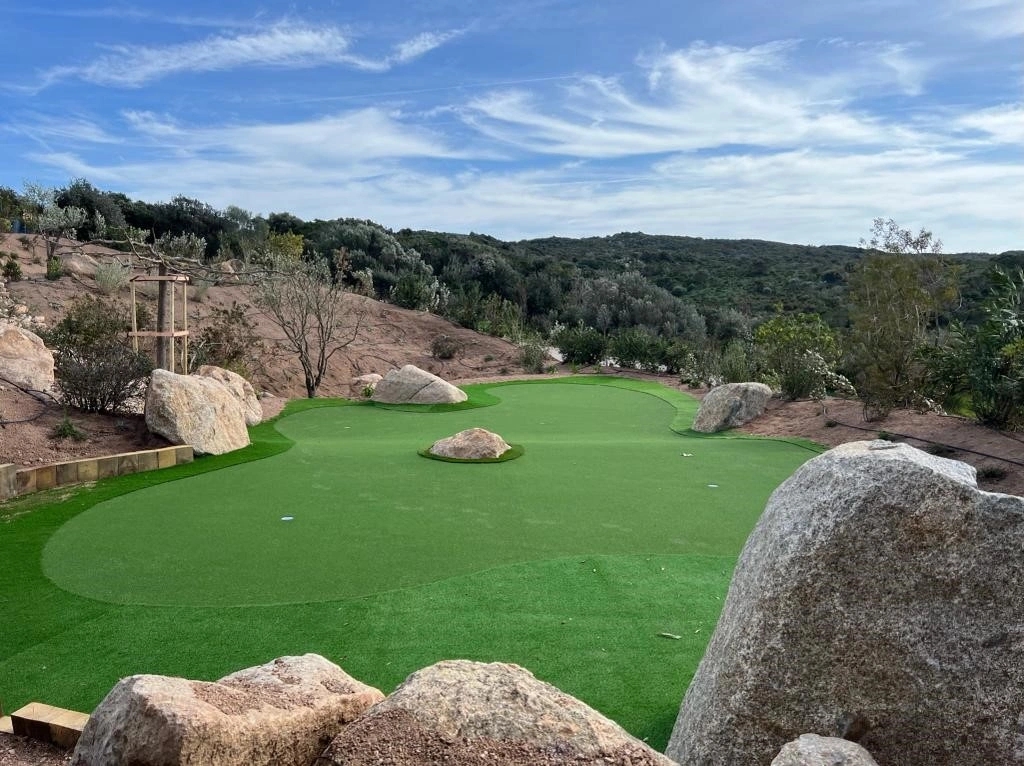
[692, 382, 772, 433]
[62, 253, 99, 278]
[429, 428, 510, 459]
[321, 660, 676, 765]
[350, 373, 383, 398]
[196, 365, 263, 426]
[70, 654, 384, 766]
[145, 368, 250, 455]
[371, 365, 467, 404]
[0, 322, 54, 392]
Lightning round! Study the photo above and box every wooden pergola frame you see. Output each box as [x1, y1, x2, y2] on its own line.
[129, 273, 190, 374]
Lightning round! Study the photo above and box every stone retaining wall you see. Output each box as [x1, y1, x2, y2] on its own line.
[0, 445, 193, 502]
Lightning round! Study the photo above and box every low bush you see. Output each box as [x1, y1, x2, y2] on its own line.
[431, 334, 462, 360]
[552, 324, 605, 366]
[189, 302, 262, 378]
[519, 337, 548, 373]
[45, 296, 153, 414]
[94, 261, 131, 294]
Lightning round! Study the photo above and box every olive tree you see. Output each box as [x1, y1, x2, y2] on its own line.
[253, 258, 364, 397]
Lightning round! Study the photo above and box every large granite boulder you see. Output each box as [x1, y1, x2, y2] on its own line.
[145, 368, 250, 455]
[667, 440, 1024, 766]
[771, 734, 879, 766]
[0, 322, 54, 392]
[196, 365, 263, 426]
[371, 365, 467, 404]
[691, 382, 772, 433]
[429, 428, 511, 459]
[320, 660, 675, 765]
[350, 373, 383, 398]
[71, 654, 383, 766]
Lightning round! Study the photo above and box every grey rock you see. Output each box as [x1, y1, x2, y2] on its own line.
[145, 368, 250, 455]
[692, 382, 772, 433]
[667, 440, 1024, 766]
[71, 654, 383, 766]
[371, 364, 467, 404]
[429, 428, 511, 459]
[350, 373, 383, 398]
[321, 660, 676, 765]
[771, 734, 879, 766]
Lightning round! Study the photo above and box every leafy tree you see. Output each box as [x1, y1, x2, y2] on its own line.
[56, 178, 126, 241]
[929, 269, 1024, 429]
[253, 258, 364, 397]
[849, 220, 959, 412]
[552, 324, 606, 366]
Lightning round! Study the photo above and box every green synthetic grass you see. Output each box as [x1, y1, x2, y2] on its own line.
[0, 377, 821, 750]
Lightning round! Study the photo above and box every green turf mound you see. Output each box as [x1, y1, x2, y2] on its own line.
[418, 444, 525, 463]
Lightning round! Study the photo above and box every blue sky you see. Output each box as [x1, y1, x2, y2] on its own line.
[1, 1, 1021, 252]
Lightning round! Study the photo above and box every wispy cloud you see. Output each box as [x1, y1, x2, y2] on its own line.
[33, 22, 465, 89]
[947, 0, 1024, 39]
[460, 41, 929, 159]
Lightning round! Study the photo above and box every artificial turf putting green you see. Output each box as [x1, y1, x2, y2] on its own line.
[1, 377, 821, 749]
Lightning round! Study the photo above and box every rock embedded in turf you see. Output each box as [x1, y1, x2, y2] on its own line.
[70, 654, 384, 766]
[771, 734, 879, 766]
[145, 368, 250, 455]
[691, 381, 772, 433]
[0, 322, 54, 392]
[667, 440, 1024, 766]
[429, 428, 511, 459]
[320, 660, 676, 765]
[196, 364, 263, 426]
[371, 364, 467, 404]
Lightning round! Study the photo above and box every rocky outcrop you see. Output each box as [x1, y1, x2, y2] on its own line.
[321, 660, 675, 765]
[771, 734, 879, 766]
[350, 373, 383, 398]
[145, 368, 250, 455]
[70, 654, 383, 766]
[667, 440, 1024, 766]
[371, 365, 467, 405]
[429, 428, 511, 459]
[62, 253, 99, 279]
[196, 365, 263, 426]
[691, 382, 772, 433]
[0, 322, 54, 392]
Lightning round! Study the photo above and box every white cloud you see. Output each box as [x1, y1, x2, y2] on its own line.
[946, 0, 1024, 39]
[956, 104, 1024, 144]
[34, 23, 464, 89]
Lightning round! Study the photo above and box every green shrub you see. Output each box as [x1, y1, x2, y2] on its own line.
[94, 261, 131, 294]
[552, 324, 606, 366]
[519, 337, 548, 373]
[189, 302, 262, 378]
[431, 334, 462, 360]
[978, 465, 1007, 481]
[51, 412, 86, 441]
[608, 327, 656, 370]
[45, 296, 153, 414]
[2, 254, 22, 282]
[45, 255, 62, 280]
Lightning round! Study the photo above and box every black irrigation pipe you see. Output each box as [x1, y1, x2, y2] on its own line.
[0, 375, 58, 426]
[823, 415, 1024, 469]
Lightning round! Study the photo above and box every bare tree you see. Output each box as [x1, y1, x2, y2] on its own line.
[253, 258, 364, 397]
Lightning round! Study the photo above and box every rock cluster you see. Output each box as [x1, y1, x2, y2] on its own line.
[145, 368, 251, 455]
[667, 440, 1024, 766]
[429, 428, 511, 459]
[691, 381, 772, 433]
[371, 364, 467, 404]
[71, 654, 383, 766]
[350, 372, 383, 398]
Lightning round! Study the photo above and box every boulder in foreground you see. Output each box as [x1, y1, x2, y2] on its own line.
[145, 368, 250, 455]
[691, 381, 771, 433]
[771, 734, 879, 766]
[71, 654, 384, 766]
[371, 364, 467, 404]
[196, 365, 263, 426]
[321, 660, 676, 765]
[667, 440, 1024, 766]
[429, 428, 511, 459]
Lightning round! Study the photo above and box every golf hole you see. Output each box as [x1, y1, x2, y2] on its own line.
[281, 516, 295, 521]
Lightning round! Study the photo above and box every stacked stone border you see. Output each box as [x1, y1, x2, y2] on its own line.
[0, 445, 194, 501]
